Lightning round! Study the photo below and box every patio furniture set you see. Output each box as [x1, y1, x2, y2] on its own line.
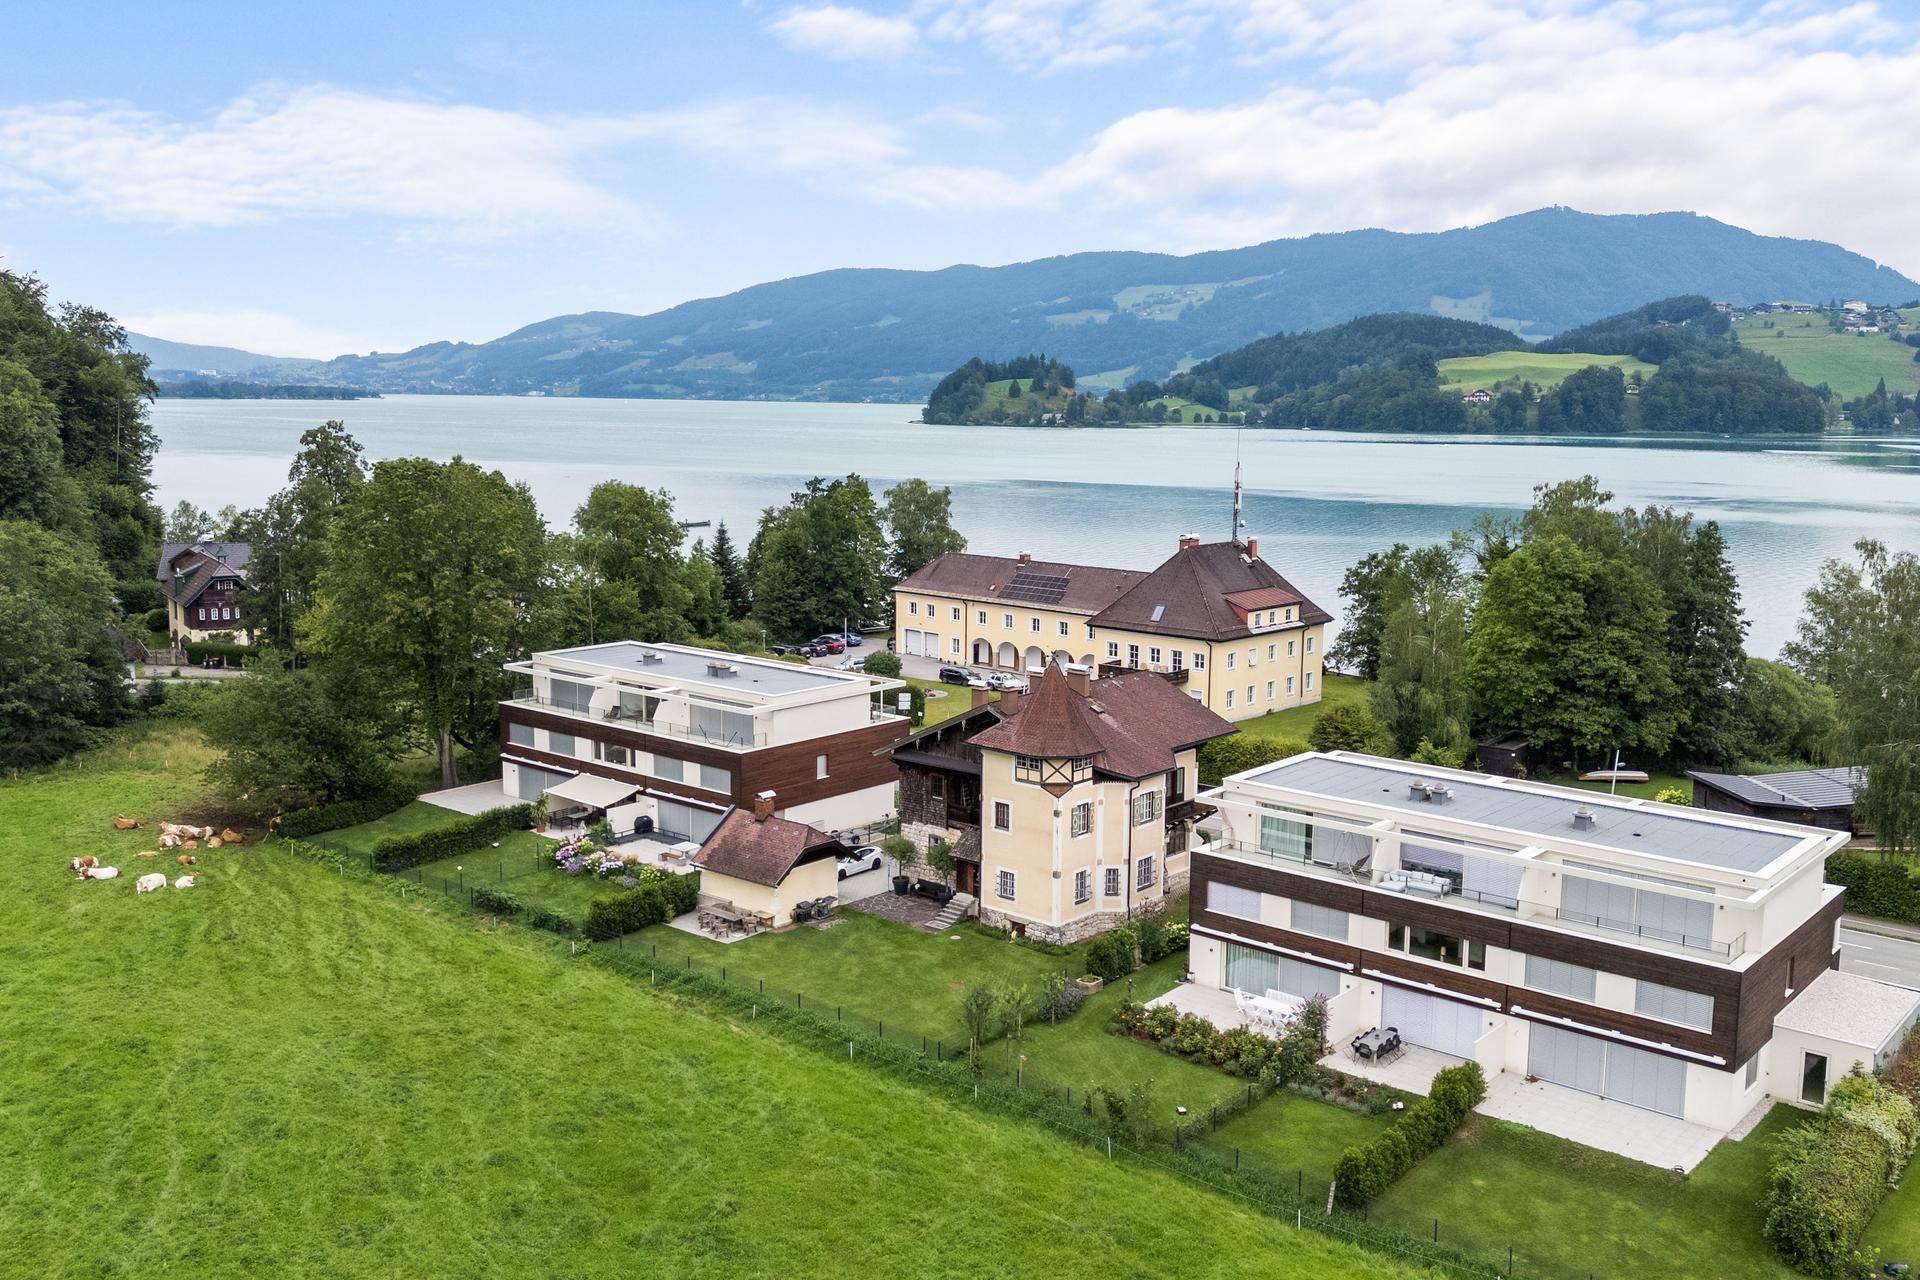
[1349, 1025, 1405, 1063]
[698, 900, 774, 938]
[1231, 986, 1306, 1035]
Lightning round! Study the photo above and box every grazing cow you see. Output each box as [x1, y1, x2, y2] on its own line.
[173, 874, 196, 890]
[135, 873, 167, 893]
[85, 866, 120, 880]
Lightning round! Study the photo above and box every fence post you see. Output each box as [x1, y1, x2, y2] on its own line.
[1507, 1246, 1513, 1275]
[1432, 1220, 1438, 1244]
[1235, 1147, 1240, 1170]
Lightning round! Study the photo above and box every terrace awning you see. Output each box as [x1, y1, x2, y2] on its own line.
[542, 773, 641, 811]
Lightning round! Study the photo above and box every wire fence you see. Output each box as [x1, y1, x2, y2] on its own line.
[280, 834, 1617, 1280]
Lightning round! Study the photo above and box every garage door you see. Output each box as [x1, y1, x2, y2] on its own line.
[1381, 985, 1483, 1058]
[903, 628, 924, 657]
[1527, 1023, 1686, 1117]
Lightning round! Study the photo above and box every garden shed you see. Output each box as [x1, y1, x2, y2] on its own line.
[692, 792, 848, 926]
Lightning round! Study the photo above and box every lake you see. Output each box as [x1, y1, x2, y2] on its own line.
[150, 395, 1920, 657]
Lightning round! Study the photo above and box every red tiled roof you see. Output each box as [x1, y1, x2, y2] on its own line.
[1089, 541, 1330, 641]
[694, 808, 847, 887]
[895, 552, 1146, 615]
[968, 665, 1234, 781]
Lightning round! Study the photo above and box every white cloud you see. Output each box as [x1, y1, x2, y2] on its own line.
[768, 5, 920, 57]
[0, 85, 655, 241]
[1034, 0, 1920, 272]
[118, 308, 362, 359]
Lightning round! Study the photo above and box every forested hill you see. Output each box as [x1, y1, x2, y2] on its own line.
[135, 209, 1918, 402]
[1180, 314, 1518, 399]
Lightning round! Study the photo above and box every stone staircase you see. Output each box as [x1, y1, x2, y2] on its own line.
[922, 892, 977, 932]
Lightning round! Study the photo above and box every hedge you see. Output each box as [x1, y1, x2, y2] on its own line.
[183, 640, 254, 667]
[582, 872, 702, 940]
[1825, 851, 1920, 924]
[1332, 1062, 1485, 1207]
[470, 886, 579, 937]
[370, 804, 535, 873]
[278, 783, 418, 840]
[1764, 1070, 1919, 1276]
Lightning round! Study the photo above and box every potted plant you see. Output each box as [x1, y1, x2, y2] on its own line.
[531, 793, 550, 833]
[925, 837, 957, 888]
[880, 833, 916, 895]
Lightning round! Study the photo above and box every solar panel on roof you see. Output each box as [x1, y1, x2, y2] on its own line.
[1003, 570, 1070, 605]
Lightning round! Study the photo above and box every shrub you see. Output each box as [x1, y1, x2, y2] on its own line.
[1409, 737, 1468, 768]
[1035, 971, 1085, 1025]
[183, 639, 253, 667]
[1168, 1013, 1222, 1058]
[1653, 785, 1689, 805]
[1825, 851, 1920, 924]
[1086, 929, 1134, 982]
[1332, 1061, 1484, 1208]
[143, 606, 167, 633]
[1197, 733, 1309, 786]
[1308, 703, 1383, 753]
[1264, 994, 1331, 1087]
[1112, 999, 1147, 1036]
[1765, 1117, 1889, 1275]
[470, 886, 522, 916]
[1134, 904, 1172, 963]
[369, 804, 535, 872]
[278, 782, 417, 839]
[1141, 1005, 1179, 1041]
[861, 649, 902, 677]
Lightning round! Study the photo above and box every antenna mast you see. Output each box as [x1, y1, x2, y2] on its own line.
[1231, 430, 1246, 544]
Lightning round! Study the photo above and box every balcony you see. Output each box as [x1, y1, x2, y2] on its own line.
[505, 690, 768, 749]
[1198, 839, 1748, 963]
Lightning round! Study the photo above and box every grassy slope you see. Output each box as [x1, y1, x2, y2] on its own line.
[1734, 313, 1920, 399]
[1436, 351, 1656, 393]
[0, 727, 1426, 1280]
[633, 910, 1078, 1045]
[1381, 1109, 1809, 1280]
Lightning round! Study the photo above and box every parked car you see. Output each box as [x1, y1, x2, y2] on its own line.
[985, 671, 1028, 692]
[767, 644, 794, 656]
[836, 845, 884, 879]
[837, 631, 864, 647]
[937, 665, 989, 688]
[809, 636, 847, 654]
[838, 654, 867, 671]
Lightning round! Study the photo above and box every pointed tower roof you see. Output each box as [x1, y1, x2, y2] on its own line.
[968, 664, 1108, 760]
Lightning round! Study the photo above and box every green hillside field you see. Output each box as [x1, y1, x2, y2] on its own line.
[0, 726, 1426, 1280]
[1436, 351, 1657, 393]
[1733, 313, 1920, 399]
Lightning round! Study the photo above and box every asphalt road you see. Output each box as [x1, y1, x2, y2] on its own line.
[1838, 919, 1920, 989]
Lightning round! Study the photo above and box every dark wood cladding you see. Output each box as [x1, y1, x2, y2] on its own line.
[1193, 850, 1844, 1072]
[500, 703, 900, 811]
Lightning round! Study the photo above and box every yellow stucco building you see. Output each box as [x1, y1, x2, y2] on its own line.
[886, 664, 1236, 943]
[892, 536, 1329, 724]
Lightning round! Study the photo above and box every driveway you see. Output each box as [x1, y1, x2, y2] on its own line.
[836, 866, 891, 905]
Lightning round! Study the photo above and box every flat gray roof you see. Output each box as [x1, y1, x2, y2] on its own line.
[540, 642, 854, 698]
[1247, 754, 1810, 875]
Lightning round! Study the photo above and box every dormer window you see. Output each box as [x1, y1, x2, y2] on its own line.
[1014, 754, 1092, 785]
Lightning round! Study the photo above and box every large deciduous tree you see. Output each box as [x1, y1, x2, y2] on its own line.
[882, 477, 967, 580]
[1370, 568, 1474, 756]
[0, 520, 126, 767]
[234, 420, 369, 650]
[200, 663, 407, 815]
[747, 475, 889, 641]
[558, 481, 691, 645]
[307, 457, 548, 788]
[1785, 540, 1920, 853]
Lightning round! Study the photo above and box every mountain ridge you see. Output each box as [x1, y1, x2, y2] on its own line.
[129, 208, 1918, 402]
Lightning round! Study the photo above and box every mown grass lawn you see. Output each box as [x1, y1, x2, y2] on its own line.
[1733, 313, 1920, 400]
[987, 953, 1253, 1116]
[632, 908, 1081, 1046]
[1377, 1107, 1809, 1280]
[1436, 350, 1657, 394]
[1204, 1090, 1393, 1186]
[411, 829, 622, 922]
[1234, 672, 1372, 742]
[307, 798, 476, 855]
[1, 726, 1432, 1280]
[1866, 1140, 1920, 1261]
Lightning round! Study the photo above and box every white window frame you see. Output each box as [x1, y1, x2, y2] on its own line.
[1224, 689, 1235, 709]
[1057, 620, 1069, 636]
[1070, 802, 1092, 837]
[1191, 651, 1205, 670]
[996, 868, 1017, 901]
[1135, 854, 1155, 890]
[1131, 791, 1160, 826]
[1104, 867, 1121, 897]
[816, 754, 829, 780]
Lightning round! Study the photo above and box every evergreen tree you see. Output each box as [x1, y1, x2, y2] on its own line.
[708, 520, 750, 619]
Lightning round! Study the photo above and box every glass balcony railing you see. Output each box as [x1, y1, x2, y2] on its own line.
[505, 689, 767, 748]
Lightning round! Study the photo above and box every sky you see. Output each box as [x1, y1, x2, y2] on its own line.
[3, 0, 1916, 358]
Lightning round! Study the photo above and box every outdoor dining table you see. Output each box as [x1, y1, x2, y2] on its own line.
[1351, 1026, 1403, 1062]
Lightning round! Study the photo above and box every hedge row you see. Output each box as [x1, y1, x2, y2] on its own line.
[1332, 1062, 1486, 1207]
[1825, 851, 1920, 924]
[582, 872, 702, 940]
[371, 804, 535, 873]
[183, 640, 254, 666]
[278, 784, 418, 840]
[1764, 1071, 1919, 1276]
[469, 886, 579, 936]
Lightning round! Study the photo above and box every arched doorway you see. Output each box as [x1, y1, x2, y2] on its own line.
[997, 641, 1018, 668]
[972, 638, 991, 665]
[1023, 645, 1046, 671]
[1050, 650, 1072, 669]
[1079, 653, 1096, 668]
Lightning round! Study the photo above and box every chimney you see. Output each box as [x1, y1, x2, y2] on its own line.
[970, 686, 990, 710]
[752, 790, 777, 822]
[1245, 537, 1259, 560]
[1016, 552, 1032, 567]
[1178, 534, 1200, 552]
[1064, 664, 1092, 697]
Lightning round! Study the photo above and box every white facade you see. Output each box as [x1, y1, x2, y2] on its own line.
[1188, 751, 1878, 1134]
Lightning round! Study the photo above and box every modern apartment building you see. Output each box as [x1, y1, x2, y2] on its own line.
[498, 641, 906, 839]
[1186, 751, 1884, 1130]
[887, 663, 1234, 942]
[892, 535, 1329, 723]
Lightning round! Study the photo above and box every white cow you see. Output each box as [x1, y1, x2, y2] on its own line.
[135, 872, 168, 893]
[173, 874, 196, 890]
